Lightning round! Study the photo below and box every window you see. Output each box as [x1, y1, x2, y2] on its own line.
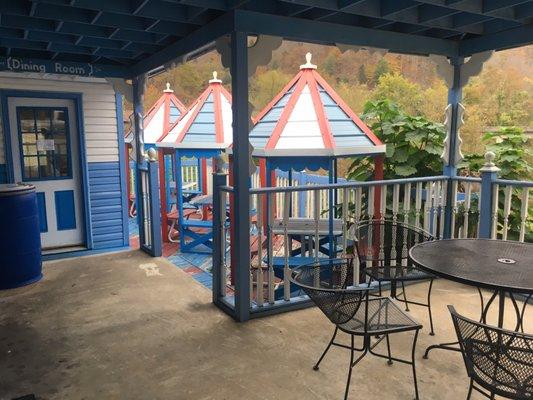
[17, 107, 72, 180]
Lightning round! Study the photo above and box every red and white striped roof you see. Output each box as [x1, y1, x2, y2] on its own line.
[249, 53, 385, 158]
[157, 72, 233, 150]
[125, 83, 186, 145]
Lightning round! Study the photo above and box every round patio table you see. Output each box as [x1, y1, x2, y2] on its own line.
[409, 238, 533, 358]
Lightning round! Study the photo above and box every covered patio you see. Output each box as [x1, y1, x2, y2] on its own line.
[1, 251, 529, 399]
[0, 1, 531, 399]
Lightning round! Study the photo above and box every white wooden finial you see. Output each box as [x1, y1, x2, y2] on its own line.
[209, 71, 222, 83]
[163, 82, 173, 93]
[480, 151, 500, 173]
[300, 52, 317, 70]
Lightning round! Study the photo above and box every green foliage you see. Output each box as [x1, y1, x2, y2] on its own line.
[483, 127, 532, 180]
[347, 99, 445, 181]
[372, 73, 423, 115]
[373, 58, 389, 84]
[460, 127, 532, 242]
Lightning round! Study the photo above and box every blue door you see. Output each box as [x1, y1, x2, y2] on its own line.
[8, 97, 84, 251]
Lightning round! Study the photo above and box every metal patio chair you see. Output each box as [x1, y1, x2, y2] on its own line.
[290, 258, 422, 400]
[354, 219, 436, 335]
[449, 305, 533, 400]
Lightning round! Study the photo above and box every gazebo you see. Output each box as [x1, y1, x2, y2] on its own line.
[157, 72, 233, 252]
[125, 83, 186, 215]
[249, 53, 386, 261]
[125, 83, 186, 148]
[250, 53, 385, 180]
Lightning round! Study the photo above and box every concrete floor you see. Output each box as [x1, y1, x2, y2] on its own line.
[0, 251, 530, 400]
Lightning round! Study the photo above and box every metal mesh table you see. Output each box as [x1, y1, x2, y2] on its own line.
[409, 239, 533, 357]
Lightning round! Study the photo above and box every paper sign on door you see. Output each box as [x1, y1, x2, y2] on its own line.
[37, 139, 55, 151]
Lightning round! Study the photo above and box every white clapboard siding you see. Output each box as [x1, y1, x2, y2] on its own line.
[0, 72, 119, 164]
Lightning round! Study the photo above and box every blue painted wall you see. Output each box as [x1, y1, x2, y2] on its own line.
[88, 162, 129, 249]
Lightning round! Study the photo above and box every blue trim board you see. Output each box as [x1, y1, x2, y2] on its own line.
[115, 92, 129, 246]
[36, 191, 48, 233]
[0, 89, 91, 249]
[54, 190, 76, 231]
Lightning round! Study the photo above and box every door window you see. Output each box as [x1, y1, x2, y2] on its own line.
[17, 107, 71, 181]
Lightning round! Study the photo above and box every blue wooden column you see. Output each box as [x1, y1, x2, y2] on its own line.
[133, 76, 147, 246]
[231, 31, 251, 322]
[443, 57, 464, 239]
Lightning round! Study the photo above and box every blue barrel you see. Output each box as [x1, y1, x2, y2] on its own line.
[0, 183, 42, 289]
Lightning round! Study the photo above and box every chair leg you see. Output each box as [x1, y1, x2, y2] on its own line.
[385, 334, 393, 365]
[411, 330, 420, 400]
[344, 335, 355, 400]
[401, 281, 410, 311]
[313, 327, 338, 371]
[427, 278, 435, 336]
[466, 379, 473, 400]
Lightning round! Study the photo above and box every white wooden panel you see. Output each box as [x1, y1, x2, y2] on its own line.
[0, 72, 119, 163]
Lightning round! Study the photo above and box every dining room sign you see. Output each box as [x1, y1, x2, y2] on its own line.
[0, 57, 127, 78]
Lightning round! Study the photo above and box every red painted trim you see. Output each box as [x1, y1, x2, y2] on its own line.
[175, 87, 212, 144]
[252, 70, 304, 124]
[169, 93, 187, 114]
[163, 92, 171, 135]
[157, 103, 190, 143]
[125, 145, 131, 206]
[265, 74, 308, 150]
[158, 148, 169, 243]
[142, 95, 165, 130]
[313, 71, 383, 146]
[307, 70, 335, 149]
[373, 155, 384, 220]
[212, 83, 224, 143]
[201, 158, 208, 194]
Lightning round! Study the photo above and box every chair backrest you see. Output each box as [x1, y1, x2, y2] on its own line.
[354, 219, 432, 265]
[290, 258, 369, 326]
[448, 305, 533, 399]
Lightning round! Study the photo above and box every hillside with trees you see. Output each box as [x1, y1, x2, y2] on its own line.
[140, 41, 531, 158]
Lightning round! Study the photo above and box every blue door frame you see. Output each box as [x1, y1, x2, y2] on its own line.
[0, 89, 92, 249]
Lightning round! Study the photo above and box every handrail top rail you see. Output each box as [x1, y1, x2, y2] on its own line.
[248, 175, 447, 194]
[452, 176, 482, 183]
[493, 178, 533, 188]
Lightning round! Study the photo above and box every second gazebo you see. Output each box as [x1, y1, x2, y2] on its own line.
[250, 52, 386, 186]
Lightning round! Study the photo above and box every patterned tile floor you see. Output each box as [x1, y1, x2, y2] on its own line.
[129, 217, 214, 290]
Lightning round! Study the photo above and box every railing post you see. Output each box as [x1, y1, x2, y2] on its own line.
[442, 57, 465, 239]
[230, 30, 251, 322]
[478, 152, 500, 239]
[212, 167, 227, 306]
[147, 154, 162, 257]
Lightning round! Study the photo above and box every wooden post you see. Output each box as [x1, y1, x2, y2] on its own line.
[230, 31, 251, 322]
[158, 148, 168, 243]
[478, 152, 500, 239]
[443, 57, 464, 239]
[373, 155, 384, 221]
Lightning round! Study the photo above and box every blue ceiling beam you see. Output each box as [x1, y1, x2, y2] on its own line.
[130, 10, 233, 76]
[458, 23, 533, 55]
[484, 0, 531, 13]
[233, 9, 458, 56]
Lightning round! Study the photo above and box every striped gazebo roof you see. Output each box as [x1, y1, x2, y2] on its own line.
[250, 53, 385, 158]
[125, 82, 186, 145]
[157, 72, 233, 150]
